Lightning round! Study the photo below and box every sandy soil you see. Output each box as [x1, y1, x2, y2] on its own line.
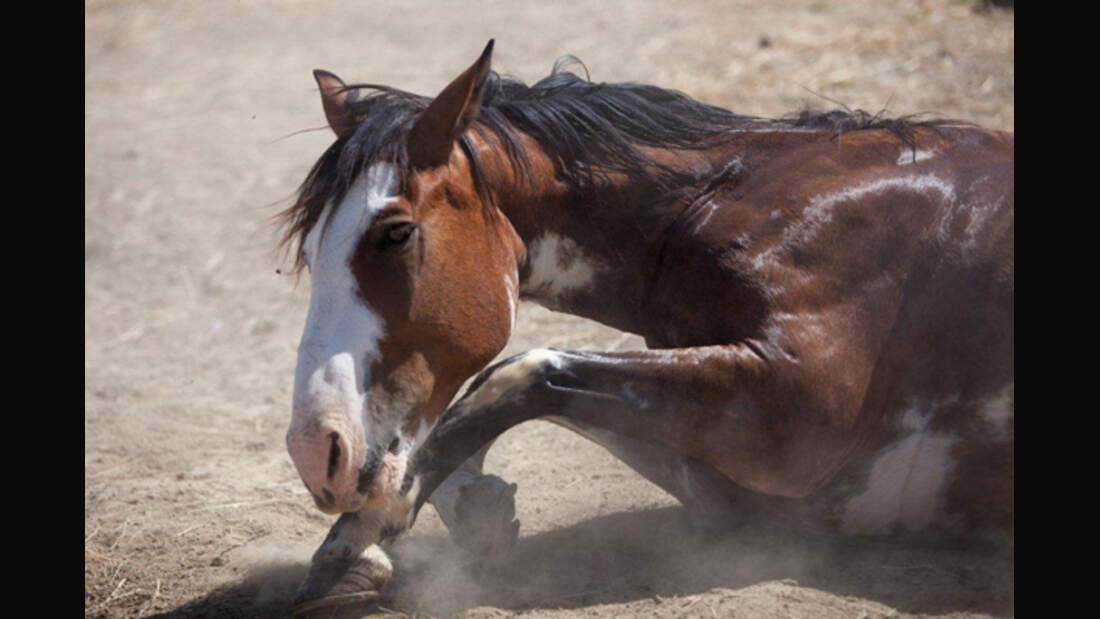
[85, 1, 1014, 617]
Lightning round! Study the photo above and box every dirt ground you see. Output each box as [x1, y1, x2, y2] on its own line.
[85, 1, 1014, 617]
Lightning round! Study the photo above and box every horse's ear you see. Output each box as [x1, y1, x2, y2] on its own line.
[313, 69, 359, 138]
[408, 39, 494, 168]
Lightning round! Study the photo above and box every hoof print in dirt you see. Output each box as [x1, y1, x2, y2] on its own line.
[290, 550, 391, 617]
[452, 474, 521, 556]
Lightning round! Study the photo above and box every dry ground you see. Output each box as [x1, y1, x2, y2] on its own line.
[85, 1, 1014, 617]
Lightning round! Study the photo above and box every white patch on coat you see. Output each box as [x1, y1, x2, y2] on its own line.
[503, 274, 518, 334]
[897, 397, 957, 432]
[460, 348, 563, 411]
[692, 201, 721, 234]
[288, 165, 397, 495]
[932, 173, 1009, 257]
[752, 175, 956, 271]
[897, 148, 936, 165]
[520, 233, 601, 306]
[842, 424, 958, 535]
[959, 195, 1007, 259]
[979, 383, 1014, 440]
[900, 406, 929, 431]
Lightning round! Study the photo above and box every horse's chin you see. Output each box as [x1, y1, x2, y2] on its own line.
[372, 451, 409, 496]
[357, 458, 421, 529]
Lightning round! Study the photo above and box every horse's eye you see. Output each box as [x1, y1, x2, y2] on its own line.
[379, 222, 416, 250]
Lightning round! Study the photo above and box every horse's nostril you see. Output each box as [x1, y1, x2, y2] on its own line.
[326, 431, 341, 480]
[388, 437, 401, 454]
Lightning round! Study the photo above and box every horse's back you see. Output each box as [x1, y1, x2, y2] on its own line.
[667, 125, 1015, 540]
[607, 123, 1014, 540]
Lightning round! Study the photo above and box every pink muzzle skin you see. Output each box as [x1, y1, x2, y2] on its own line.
[287, 415, 414, 514]
[286, 414, 367, 514]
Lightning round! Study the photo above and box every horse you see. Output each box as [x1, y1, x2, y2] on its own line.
[279, 40, 1013, 613]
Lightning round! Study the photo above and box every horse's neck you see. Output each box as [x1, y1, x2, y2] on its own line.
[494, 136, 763, 334]
[494, 129, 839, 335]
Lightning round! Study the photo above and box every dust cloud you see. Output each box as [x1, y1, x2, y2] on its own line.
[267, 503, 1012, 617]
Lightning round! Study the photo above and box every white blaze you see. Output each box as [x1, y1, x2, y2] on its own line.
[291, 164, 397, 437]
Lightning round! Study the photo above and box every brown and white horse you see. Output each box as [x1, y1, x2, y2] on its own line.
[281, 41, 1013, 612]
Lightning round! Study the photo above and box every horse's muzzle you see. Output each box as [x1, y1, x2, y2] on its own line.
[287, 420, 368, 514]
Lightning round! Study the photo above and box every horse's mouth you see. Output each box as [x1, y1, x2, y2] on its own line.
[311, 492, 365, 515]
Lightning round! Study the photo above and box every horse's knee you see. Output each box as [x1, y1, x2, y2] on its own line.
[457, 347, 565, 412]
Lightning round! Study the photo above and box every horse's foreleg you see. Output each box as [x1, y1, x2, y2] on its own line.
[409, 345, 854, 522]
[290, 511, 394, 615]
[542, 417, 803, 532]
[293, 344, 842, 612]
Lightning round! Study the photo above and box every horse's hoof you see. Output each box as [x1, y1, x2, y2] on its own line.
[452, 474, 520, 556]
[290, 546, 392, 616]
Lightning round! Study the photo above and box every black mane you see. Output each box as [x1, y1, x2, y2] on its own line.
[280, 59, 950, 272]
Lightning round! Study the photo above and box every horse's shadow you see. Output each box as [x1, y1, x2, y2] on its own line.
[157, 506, 1013, 617]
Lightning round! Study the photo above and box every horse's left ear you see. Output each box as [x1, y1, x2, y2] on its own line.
[408, 39, 494, 168]
[314, 69, 359, 138]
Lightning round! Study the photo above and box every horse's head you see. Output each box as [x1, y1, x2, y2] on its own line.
[284, 41, 524, 514]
